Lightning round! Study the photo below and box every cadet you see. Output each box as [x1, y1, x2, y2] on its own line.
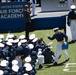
[4, 42, 16, 68]
[42, 46, 55, 64]
[67, 5, 76, 42]
[0, 60, 11, 75]
[46, 27, 70, 65]
[24, 63, 36, 75]
[20, 39, 30, 60]
[28, 34, 35, 44]
[11, 65, 19, 75]
[13, 39, 23, 68]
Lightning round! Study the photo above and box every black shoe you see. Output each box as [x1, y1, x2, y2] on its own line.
[65, 58, 70, 62]
[39, 64, 43, 69]
[53, 62, 58, 66]
[68, 40, 75, 44]
[31, 15, 37, 17]
[71, 40, 75, 43]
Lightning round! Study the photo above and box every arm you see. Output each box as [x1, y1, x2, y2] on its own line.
[62, 33, 68, 42]
[47, 34, 55, 40]
[67, 13, 71, 26]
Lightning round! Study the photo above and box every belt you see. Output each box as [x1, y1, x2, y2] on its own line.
[58, 41, 64, 43]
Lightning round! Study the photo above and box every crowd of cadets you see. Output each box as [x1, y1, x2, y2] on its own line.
[0, 33, 55, 75]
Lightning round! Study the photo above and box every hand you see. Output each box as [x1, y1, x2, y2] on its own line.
[46, 34, 49, 37]
[47, 42, 53, 46]
[64, 42, 67, 45]
[67, 22, 70, 26]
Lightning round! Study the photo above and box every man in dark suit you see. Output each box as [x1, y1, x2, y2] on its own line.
[23, 4, 31, 40]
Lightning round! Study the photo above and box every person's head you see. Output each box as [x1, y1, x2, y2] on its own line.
[13, 39, 19, 46]
[29, 34, 35, 41]
[38, 38, 44, 44]
[70, 5, 76, 11]
[24, 5, 29, 10]
[32, 38, 38, 44]
[20, 39, 27, 47]
[53, 27, 59, 34]
[5, 42, 12, 49]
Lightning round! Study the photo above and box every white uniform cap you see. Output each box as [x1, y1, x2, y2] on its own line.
[26, 66, 32, 71]
[0, 43, 5, 48]
[25, 56, 31, 63]
[19, 35, 25, 39]
[7, 39, 13, 43]
[12, 65, 19, 72]
[32, 38, 38, 42]
[20, 39, 27, 44]
[29, 34, 35, 40]
[0, 34, 4, 39]
[24, 63, 31, 68]
[12, 60, 18, 65]
[0, 60, 8, 67]
[6, 42, 12, 46]
[28, 44, 34, 49]
[70, 5, 76, 9]
[8, 34, 14, 39]
[0, 70, 4, 75]
[0, 39, 2, 42]
[23, 73, 28, 75]
[53, 27, 59, 31]
[13, 39, 19, 43]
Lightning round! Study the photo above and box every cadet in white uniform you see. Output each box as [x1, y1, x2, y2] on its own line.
[46, 27, 70, 65]
[67, 5, 76, 42]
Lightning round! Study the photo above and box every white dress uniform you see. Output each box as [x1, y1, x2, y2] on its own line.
[70, 20, 76, 40]
[47, 27, 69, 65]
[67, 5, 76, 41]
[55, 42, 69, 63]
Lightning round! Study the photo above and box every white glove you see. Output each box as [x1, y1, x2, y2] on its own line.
[64, 42, 67, 45]
[47, 42, 53, 45]
[46, 34, 49, 37]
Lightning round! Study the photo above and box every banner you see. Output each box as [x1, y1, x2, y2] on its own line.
[0, 2, 27, 33]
